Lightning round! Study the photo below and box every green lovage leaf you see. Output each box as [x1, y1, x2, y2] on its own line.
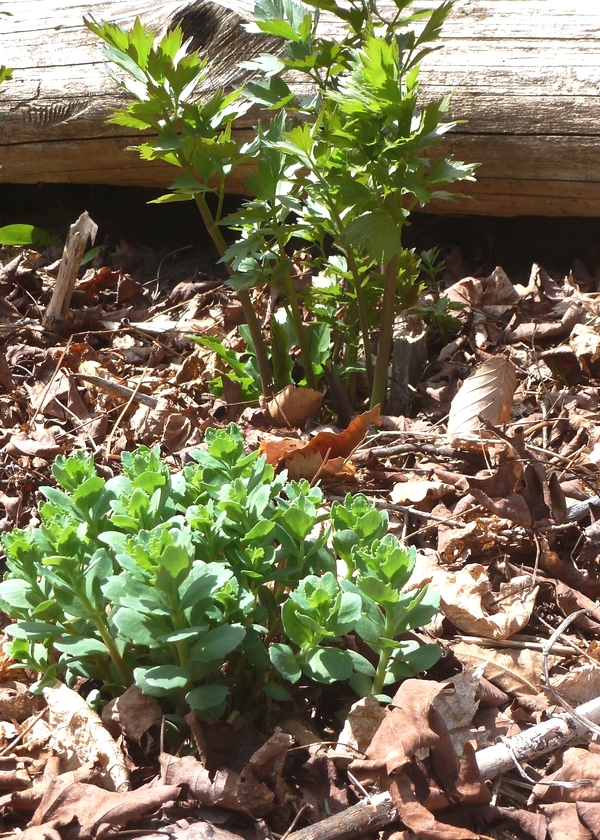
[281, 600, 319, 647]
[52, 451, 99, 493]
[53, 637, 109, 658]
[393, 584, 441, 633]
[0, 578, 47, 616]
[354, 535, 416, 595]
[178, 562, 236, 613]
[251, 0, 312, 42]
[331, 493, 388, 566]
[340, 579, 385, 643]
[385, 641, 442, 682]
[5, 621, 62, 643]
[262, 681, 291, 701]
[344, 210, 402, 266]
[111, 606, 172, 647]
[0, 224, 59, 247]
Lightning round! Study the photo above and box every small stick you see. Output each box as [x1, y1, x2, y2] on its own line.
[42, 211, 98, 333]
[74, 373, 159, 408]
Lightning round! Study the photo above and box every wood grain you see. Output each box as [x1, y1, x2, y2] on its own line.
[1, 0, 599, 216]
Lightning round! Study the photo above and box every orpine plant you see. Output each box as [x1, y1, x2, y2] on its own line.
[0, 425, 440, 718]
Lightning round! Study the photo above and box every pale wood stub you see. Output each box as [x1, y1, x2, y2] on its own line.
[0, 0, 599, 216]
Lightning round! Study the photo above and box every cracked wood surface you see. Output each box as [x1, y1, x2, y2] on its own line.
[0, 0, 599, 216]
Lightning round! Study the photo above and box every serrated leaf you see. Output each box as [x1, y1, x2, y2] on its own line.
[344, 211, 402, 265]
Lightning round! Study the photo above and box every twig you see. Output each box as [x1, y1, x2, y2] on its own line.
[567, 495, 600, 522]
[541, 609, 600, 738]
[74, 373, 159, 408]
[29, 336, 73, 427]
[105, 362, 152, 458]
[457, 634, 576, 657]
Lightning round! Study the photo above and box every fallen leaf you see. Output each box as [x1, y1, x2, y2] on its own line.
[266, 385, 323, 427]
[447, 357, 517, 444]
[29, 778, 180, 839]
[43, 683, 129, 793]
[532, 748, 600, 803]
[453, 642, 552, 697]
[259, 405, 381, 480]
[102, 684, 162, 743]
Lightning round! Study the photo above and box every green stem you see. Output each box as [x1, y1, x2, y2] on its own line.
[371, 611, 394, 696]
[344, 247, 374, 387]
[370, 253, 399, 409]
[283, 269, 317, 390]
[193, 192, 273, 398]
[87, 609, 131, 686]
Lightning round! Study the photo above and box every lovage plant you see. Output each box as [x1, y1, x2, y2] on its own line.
[88, 0, 476, 408]
[233, 0, 477, 406]
[84, 16, 274, 397]
[0, 426, 440, 718]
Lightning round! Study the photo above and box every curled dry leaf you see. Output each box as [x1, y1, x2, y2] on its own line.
[266, 385, 323, 427]
[43, 683, 129, 793]
[447, 357, 517, 445]
[335, 695, 387, 758]
[416, 559, 538, 641]
[453, 642, 554, 697]
[102, 684, 162, 743]
[259, 405, 381, 480]
[28, 778, 181, 840]
[532, 747, 600, 804]
[390, 478, 454, 507]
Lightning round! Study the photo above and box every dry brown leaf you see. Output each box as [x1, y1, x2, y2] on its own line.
[335, 695, 387, 758]
[549, 661, 600, 707]
[102, 685, 162, 743]
[433, 672, 481, 756]
[453, 642, 553, 697]
[43, 683, 129, 793]
[532, 748, 600, 803]
[364, 680, 457, 776]
[160, 730, 293, 818]
[259, 405, 381, 480]
[391, 771, 479, 840]
[389, 478, 453, 507]
[28, 778, 181, 839]
[421, 562, 538, 640]
[539, 802, 592, 840]
[447, 357, 517, 444]
[266, 385, 323, 427]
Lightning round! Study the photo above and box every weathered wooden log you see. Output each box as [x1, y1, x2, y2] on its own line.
[1, 0, 599, 216]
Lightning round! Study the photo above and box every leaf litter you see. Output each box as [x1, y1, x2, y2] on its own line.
[4, 225, 600, 839]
